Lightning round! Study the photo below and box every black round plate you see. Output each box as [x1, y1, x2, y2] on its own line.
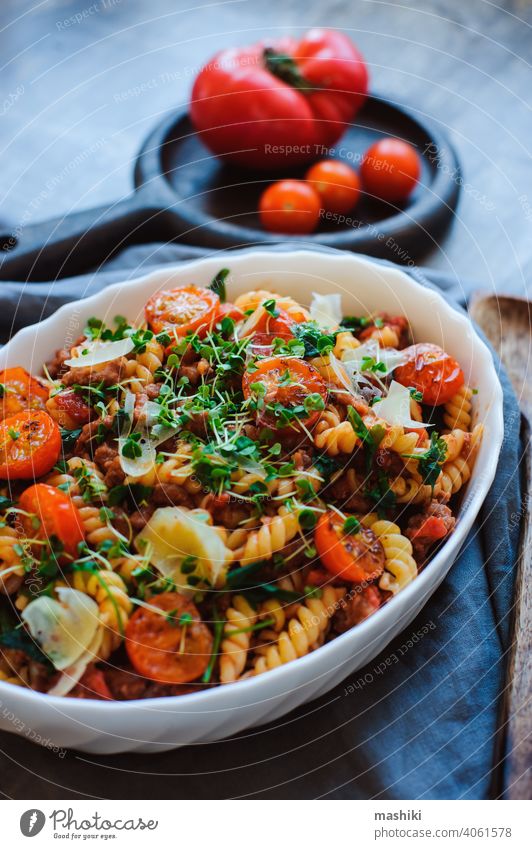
[135, 93, 461, 260]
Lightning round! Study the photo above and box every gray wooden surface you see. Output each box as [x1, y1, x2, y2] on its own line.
[2, 0, 532, 295]
[0, 0, 531, 800]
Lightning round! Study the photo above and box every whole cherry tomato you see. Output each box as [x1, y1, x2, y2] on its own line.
[0, 410, 61, 480]
[393, 343, 464, 406]
[242, 356, 327, 432]
[361, 138, 421, 203]
[19, 483, 85, 558]
[259, 181, 321, 235]
[0, 367, 48, 420]
[145, 285, 219, 336]
[126, 592, 212, 684]
[305, 159, 361, 214]
[315, 512, 385, 583]
[191, 29, 368, 170]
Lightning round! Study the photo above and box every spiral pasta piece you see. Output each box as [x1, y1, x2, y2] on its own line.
[128, 445, 200, 492]
[365, 324, 400, 348]
[334, 331, 360, 359]
[441, 429, 469, 462]
[45, 458, 122, 547]
[234, 290, 309, 321]
[0, 523, 24, 595]
[70, 569, 132, 660]
[230, 466, 323, 502]
[122, 340, 164, 394]
[314, 404, 342, 433]
[443, 385, 473, 431]
[308, 355, 349, 388]
[369, 519, 418, 595]
[219, 595, 257, 683]
[252, 586, 343, 673]
[380, 425, 424, 455]
[238, 506, 300, 565]
[390, 475, 432, 505]
[314, 420, 359, 456]
[436, 456, 472, 496]
[258, 598, 287, 633]
[110, 555, 146, 583]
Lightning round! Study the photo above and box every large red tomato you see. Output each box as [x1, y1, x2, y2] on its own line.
[190, 29, 369, 170]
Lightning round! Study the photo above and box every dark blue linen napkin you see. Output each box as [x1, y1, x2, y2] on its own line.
[0, 245, 523, 800]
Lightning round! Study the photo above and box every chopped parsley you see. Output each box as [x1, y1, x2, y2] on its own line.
[365, 470, 397, 518]
[292, 322, 337, 357]
[405, 431, 447, 490]
[347, 406, 386, 471]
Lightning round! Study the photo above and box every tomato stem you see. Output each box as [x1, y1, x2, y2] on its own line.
[263, 48, 314, 92]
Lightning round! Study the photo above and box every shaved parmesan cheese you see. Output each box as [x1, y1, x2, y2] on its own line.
[135, 507, 230, 590]
[118, 429, 156, 478]
[47, 626, 104, 697]
[238, 304, 267, 338]
[65, 337, 134, 368]
[122, 390, 135, 426]
[22, 588, 100, 671]
[341, 340, 409, 375]
[144, 401, 182, 445]
[310, 293, 342, 330]
[372, 381, 430, 430]
[327, 352, 352, 392]
[144, 400, 163, 427]
[119, 396, 182, 478]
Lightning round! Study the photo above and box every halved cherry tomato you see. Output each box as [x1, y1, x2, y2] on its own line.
[145, 285, 220, 336]
[361, 138, 421, 203]
[242, 356, 327, 432]
[259, 180, 321, 235]
[306, 159, 361, 214]
[394, 342, 464, 406]
[315, 512, 385, 583]
[0, 367, 48, 420]
[50, 390, 91, 428]
[0, 411, 61, 480]
[19, 483, 84, 558]
[125, 592, 213, 685]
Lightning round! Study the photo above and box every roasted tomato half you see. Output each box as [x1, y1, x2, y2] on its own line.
[315, 512, 385, 583]
[242, 356, 327, 432]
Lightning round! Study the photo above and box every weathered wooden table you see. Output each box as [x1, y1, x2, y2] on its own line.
[0, 0, 530, 799]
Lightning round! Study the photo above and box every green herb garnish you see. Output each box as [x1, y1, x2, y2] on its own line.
[210, 268, 230, 303]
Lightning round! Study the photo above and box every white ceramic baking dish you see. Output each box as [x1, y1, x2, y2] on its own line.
[0, 250, 503, 754]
